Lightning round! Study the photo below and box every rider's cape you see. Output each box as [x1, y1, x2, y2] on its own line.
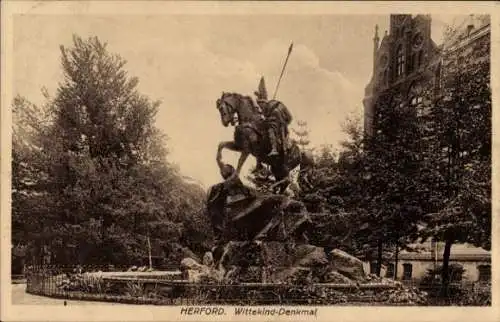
[254, 76, 292, 126]
[266, 100, 293, 126]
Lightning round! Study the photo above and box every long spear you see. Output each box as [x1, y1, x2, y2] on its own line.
[272, 42, 294, 99]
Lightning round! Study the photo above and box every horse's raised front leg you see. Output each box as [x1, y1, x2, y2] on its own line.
[216, 141, 240, 169]
[217, 140, 250, 182]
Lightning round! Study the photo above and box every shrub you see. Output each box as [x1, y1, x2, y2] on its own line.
[425, 282, 491, 306]
[420, 263, 465, 289]
[125, 280, 145, 297]
[56, 273, 108, 294]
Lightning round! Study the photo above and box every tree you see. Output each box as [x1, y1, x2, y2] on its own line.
[291, 120, 311, 151]
[45, 35, 172, 263]
[12, 94, 60, 265]
[55, 35, 166, 165]
[297, 117, 369, 254]
[12, 35, 208, 266]
[353, 86, 432, 276]
[419, 27, 491, 290]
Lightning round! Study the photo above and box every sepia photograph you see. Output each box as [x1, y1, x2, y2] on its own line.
[1, 1, 497, 321]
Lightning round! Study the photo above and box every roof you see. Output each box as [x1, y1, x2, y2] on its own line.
[398, 243, 490, 262]
[399, 252, 490, 262]
[442, 15, 490, 49]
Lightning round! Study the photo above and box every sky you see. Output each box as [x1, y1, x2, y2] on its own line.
[13, 14, 464, 188]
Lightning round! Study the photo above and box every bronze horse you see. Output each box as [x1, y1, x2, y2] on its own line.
[215, 92, 314, 194]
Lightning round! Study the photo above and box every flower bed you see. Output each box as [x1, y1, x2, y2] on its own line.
[25, 267, 432, 305]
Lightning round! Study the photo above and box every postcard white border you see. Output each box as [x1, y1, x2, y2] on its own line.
[1, 1, 499, 322]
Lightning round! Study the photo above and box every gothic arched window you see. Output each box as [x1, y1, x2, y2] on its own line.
[409, 53, 416, 73]
[396, 45, 405, 77]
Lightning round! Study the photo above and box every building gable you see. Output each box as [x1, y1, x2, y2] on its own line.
[363, 14, 484, 136]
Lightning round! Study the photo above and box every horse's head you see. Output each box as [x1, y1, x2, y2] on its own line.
[216, 92, 238, 127]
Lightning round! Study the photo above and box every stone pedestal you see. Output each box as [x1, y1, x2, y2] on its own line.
[180, 241, 368, 285]
[215, 241, 362, 284]
[207, 185, 313, 243]
[203, 181, 367, 285]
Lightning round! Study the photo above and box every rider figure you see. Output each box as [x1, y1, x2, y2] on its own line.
[254, 91, 293, 158]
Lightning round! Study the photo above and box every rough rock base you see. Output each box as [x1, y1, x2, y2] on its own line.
[213, 241, 367, 284]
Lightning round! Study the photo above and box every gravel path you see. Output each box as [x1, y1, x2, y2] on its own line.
[11, 284, 130, 306]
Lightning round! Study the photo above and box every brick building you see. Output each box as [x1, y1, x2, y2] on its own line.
[361, 14, 491, 283]
[363, 14, 490, 136]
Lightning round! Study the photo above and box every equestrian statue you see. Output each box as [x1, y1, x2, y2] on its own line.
[215, 77, 313, 194]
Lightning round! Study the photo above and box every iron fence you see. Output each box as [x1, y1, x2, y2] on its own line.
[23, 265, 490, 306]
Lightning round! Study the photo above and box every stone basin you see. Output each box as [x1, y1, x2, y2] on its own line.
[87, 271, 182, 278]
[80, 271, 180, 281]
